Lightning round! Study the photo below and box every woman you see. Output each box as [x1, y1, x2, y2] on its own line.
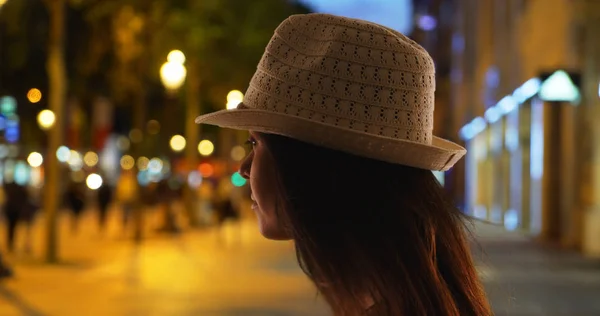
[195, 13, 491, 315]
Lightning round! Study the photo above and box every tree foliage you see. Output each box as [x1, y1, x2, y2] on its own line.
[0, 0, 310, 122]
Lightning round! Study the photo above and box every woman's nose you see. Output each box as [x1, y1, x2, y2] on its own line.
[239, 153, 252, 180]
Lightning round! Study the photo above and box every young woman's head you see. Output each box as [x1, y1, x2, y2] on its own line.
[240, 131, 491, 315]
[196, 13, 491, 315]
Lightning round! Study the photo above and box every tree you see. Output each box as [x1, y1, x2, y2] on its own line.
[154, 0, 310, 225]
[43, 0, 67, 263]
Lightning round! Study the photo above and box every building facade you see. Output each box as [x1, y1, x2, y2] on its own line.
[452, 0, 600, 256]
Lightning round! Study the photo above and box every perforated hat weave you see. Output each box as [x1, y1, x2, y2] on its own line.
[195, 13, 466, 171]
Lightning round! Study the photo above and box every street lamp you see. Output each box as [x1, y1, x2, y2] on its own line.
[160, 50, 187, 92]
[226, 90, 244, 110]
[167, 50, 186, 64]
[170, 135, 186, 152]
[27, 152, 44, 168]
[37, 109, 56, 130]
[160, 50, 187, 154]
[197, 140, 214, 156]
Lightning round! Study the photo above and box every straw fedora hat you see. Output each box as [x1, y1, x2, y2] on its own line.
[195, 13, 466, 171]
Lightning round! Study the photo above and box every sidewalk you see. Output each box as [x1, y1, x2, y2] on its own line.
[0, 206, 329, 316]
[2, 209, 600, 315]
[471, 221, 600, 315]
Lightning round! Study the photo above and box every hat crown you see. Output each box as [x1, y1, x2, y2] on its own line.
[243, 13, 437, 145]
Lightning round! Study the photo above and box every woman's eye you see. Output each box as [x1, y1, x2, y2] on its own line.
[244, 138, 257, 149]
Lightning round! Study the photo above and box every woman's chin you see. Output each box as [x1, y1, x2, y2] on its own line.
[258, 222, 292, 241]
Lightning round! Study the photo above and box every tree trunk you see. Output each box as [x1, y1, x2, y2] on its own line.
[44, 0, 67, 263]
[184, 59, 201, 226]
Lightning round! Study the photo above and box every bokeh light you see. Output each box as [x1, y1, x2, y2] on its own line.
[167, 50, 186, 64]
[67, 150, 83, 171]
[83, 151, 99, 167]
[116, 136, 131, 151]
[160, 61, 187, 91]
[137, 170, 150, 187]
[226, 90, 244, 110]
[120, 155, 135, 170]
[170, 135, 186, 152]
[30, 167, 43, 188]
[197, 140, 214, 156]
[199, 163, 214, 178]
[56, 146, 71, 163]
[230, 145, 246, 161]
[188, 171, 203, 188]
[37, 109, 56, 130]
[86, 173, 103, 190]
[27, 152, 43, 168]
[27, 88, 42, 103]
[231, 172, 247, 187]
[137, 156, 149, 171]
[148, 158, 163, 173]
[0, 96, 16, 115]
[14, 162, 30, 186]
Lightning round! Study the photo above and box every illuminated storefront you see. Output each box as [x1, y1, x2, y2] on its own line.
[460, 70, 581, 240]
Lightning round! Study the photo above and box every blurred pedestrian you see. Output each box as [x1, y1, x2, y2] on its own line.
[214, 179, 240, 226]
[155, 179, 179, 234]
[194, 14, 492, 315]
[97, 183, 113, 233]
[2, 182, 28, 252]
[116, 170, 137, 233]
[65, 182, 85, 234]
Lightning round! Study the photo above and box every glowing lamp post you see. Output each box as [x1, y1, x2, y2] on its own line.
[37, 109, 56, 130]
[160, 50, 187, 155]
[170, 135, 186, 152]
[226, 90, 244, 110]
[160, 50, 187, 92]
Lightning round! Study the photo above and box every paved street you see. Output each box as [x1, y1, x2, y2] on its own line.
[0, 206, 329, 316]
[0, 206, 600, 315]
[474, 223, 600, 316]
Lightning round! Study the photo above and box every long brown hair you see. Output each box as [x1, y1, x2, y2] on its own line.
[259, 132, 492, 316]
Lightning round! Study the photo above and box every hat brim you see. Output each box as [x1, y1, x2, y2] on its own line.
[195, 108, 466, 171]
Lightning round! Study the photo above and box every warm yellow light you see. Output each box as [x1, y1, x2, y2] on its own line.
[117, 136, 131, 151]
[170, 135, 186, 152]
[230, 145, 246, 161]
[37, 109, 56, 130]
[83, 151, 99, 167]
[27, 88, 42, 103]
[226, 90, 244, 110]
[27, 152, 43, 168]
[86, 173, 103, 190]
[137, 156, 150, 171]
[120, 155, 135, 170]
[198, 140, 214, 156]
[67, 150, 83, 171]
[160, 61, 187, 91]
[167, 50, 186, 64]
